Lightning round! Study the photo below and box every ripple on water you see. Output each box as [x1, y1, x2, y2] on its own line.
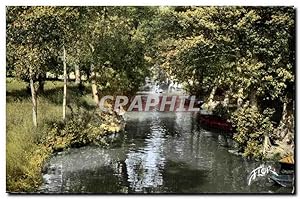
[40, 111, 293, 193]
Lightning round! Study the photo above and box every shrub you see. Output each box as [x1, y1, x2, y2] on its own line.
[230, 103, 275, 159]
[45, 106, 124, 151]
[212, 103, 231, 119]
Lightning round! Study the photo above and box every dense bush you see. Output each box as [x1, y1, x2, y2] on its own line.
[212, 103, 231, 120]
[230, 103, 275, 159]
[45, 107, 124, 151]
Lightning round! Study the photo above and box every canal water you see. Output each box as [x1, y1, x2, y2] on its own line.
[39, 94, 293, 193]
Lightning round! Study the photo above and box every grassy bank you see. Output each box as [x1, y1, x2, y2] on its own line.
[6, 78, 124, 192]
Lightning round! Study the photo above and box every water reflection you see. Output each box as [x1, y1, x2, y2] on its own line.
[40, 111, 293, 193]
[125, 112, 166, 192]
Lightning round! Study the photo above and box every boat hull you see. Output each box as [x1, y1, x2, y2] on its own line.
[199, 114, 233, 132]
[270, 173, 294, 187]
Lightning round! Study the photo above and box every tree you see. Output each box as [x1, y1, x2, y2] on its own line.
[153, 6, 295, 159]
[74, 7, 151, 104]
[7, 7, 54, 126]
[7, 6, 81, 124]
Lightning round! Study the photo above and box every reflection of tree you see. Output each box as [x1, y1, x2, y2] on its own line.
[124, 112, 166, 192]
[62, 166, 123, 193]
[125, 119, 150, 141]
[162, 160, 208, 193]
[46, 108, 289, 193]
[163, 112, 260, 193]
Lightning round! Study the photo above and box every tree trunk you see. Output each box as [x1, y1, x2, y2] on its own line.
[74, 64, 81, 85]
[37, 80, 45, 94]
[86, 71, 90, 80]
[266, 96, 294, 159]
[89, 43, 99, 106]
[90, 63, 99, 105]
[208, 85, 217, 104]
[249, 89, 257, 108]
[29, 69, 37, 127]
[262, 135, 271, 156]
[62, 45, 67, 120]
[280, 98, 288, 126]
[68, 73, 71, 81]
[237, 88, 243, 108]
[276, 96, 293, 140]
[203, 84, 218, 112]
[196, 69, 204, 98]
[222, 89, 230, 107]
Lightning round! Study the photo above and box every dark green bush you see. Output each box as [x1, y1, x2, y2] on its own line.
[212, 103, 230, 119]
[45, 107, 125, 151]
[230, 104, 275, 159]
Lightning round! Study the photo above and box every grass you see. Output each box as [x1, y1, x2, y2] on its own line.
[6, 78, 118, 192]
[6, 78, 65, 191]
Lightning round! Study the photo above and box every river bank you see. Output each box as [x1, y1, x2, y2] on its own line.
[6, 78, 125, 192]
[7, 78, 294, 193]
[38, 111, 293, 193]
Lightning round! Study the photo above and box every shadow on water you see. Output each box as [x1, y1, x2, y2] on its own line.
[40, 103, 293, 194]
[56, 159, 210, 194]
[61, 163, 132, 193]
[162, 160, 209, 193]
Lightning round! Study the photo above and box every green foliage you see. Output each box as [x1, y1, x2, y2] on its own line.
[212, 103, 230, 120]
[6, 6, 296, 190]
[155, 7, 294, 101]
[6, 79, 124, 192]
[6, 6, 81, 82]
[153, 6, 295, 159]
[45, 106, 124, 151]
[58, 6, 153, 95]
[231, 104, 275, 159]
[45, 108, 90, 151]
